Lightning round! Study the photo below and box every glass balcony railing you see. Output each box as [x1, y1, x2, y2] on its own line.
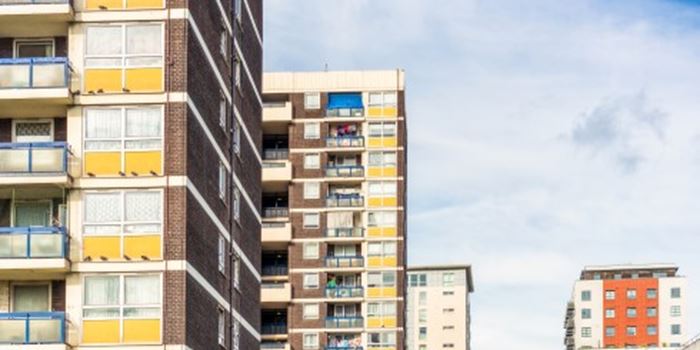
[263, 207, 289, 219]
[0, 312, 65, 345]
[325, 286, 364, 298]
[326, 194, 363, 208]
[326, 108, 364, 118]
[325, 227, 364, 238]
[326, 136, 364, 148]
[0, 57, 71, 89]
[261, 323, 287, 335]
[0, 142, 70, 175]
[263, 149, 289, 160]
[325, 256, 364, 268]
[325, 316, 363, 329]
[0, 226, 67, 259]
[325, 165, 364, 178]
[0, 0, 70, 4]
[262, 265, 288, 276]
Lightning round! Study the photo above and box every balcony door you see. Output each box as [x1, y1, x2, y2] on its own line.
[12, 284, 50, 312]
[14, 39, 55, 59]
[14, 201, 52, 228]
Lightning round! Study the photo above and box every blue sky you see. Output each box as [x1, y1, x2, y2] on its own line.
[263, 1, 700, 348]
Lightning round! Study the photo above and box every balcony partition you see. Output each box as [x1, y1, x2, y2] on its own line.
[0, 226, 67, 258]
[0, 142, 70, 175]
[0, 312, 65, 345]
[0, 57, 70, 89]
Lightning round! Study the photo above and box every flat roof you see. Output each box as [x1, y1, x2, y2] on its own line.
[583, 263, 678, 272]
[263, 69, 405, 93]
[408, 264, 474, 293]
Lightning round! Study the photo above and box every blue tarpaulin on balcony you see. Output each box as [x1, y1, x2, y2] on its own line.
[327, 93, 363, 109]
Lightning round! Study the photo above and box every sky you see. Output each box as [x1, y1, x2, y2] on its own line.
[263, 1, 700, 349]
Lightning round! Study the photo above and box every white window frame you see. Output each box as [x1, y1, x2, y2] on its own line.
[368, 91, 397, 107]
[367, 211, 397, 228]
[368, 121, 397, 138]
[582, 327, 592, 338]
[368, 151, 397, 168]
[233, 120, 241, 155]
[232, 318, 240, 350]
[442, 272, 455, 287]
[304, 122, 320, 140]
[233, 254, 241, 290]
[368, 181, 397, 197]
[605, 290, 616, 300]
[12, 119, 54, 143]
[219, 162, 228, 201]
[367, 271, 396, 289]
[303, 212, 320, 229]
[367, 241, 397, 260]
[605, 308, 615, 319]
[219, 28, 228, 58]
[10, 282, 51, 312]
[303, 303, 319, 320]
[368, 332, 396, 348]
[304, 153, 320, 169]
[13, 38, 56, 58]
[670, 305, 681, 317]
[303, 182, 321, 200]
[303, 242, 319, 260]
[233, 187, 241, 222]
[218, 308, 226, 345]
[218, 235, 226, 274]
[303, 273, 319, 289]
[304, 92, 320, 109]
[219, 94, 227, 130]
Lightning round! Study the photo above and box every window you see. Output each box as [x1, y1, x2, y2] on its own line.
[304, 182, 321, 199]
[303, 333, 319, 349]
[671, 324, 681, 335]
[647, 325, 657, 336]
[409, 273, 427, 287]
[303, 303, 319, 320]
[368, 301, 396, 320]
[368, 211, 397, 228]
[303, 273, 319, 289]
[582, 327, 592, 338]
[83, 190, 162, 259]
[219, 29, 228, 58]
[419, 327, 427, 340]
[368, 91, 397, 107]
[304, 153, 320, 169]
[581, 309, 591, 319]
[443, 308, 455, 313]
[12, 284, 50, 312]
[303, 212, 320, 229]
[605, 290, 616, 300]
[233, 187, 240, 222]
[647, 307, 657, 317]
[419, 291, 427, 305]
[219, 94, 227, 129]
[14, 39, 54, 58]
[368, 181, 397, 197]
[304, 92, 320, 109]
[368, 271, 396, 289]
[593, 273, 601, 280]
[368, 151, 398, 168]
[443, 291, 454, 296]
[234, 58, 241, 88]
[605, 309, 615, 318]
[671, 287, 681, 298]
[232, 319, 240, 350]
[234, 0, 242, 21]
[627, 326, 637, 336]
[368, 332, 396, 348]
[581, 290, 591, 301]
[443, 325, 455, 330]
[420, 346, 427, 350]
[367, 241, 397, 260]
[85, 24, 163, 90]
[442, 273, 455, 287]
[84, 107, 164, 174]
[627, 289, 637, 300]
[647, 288, 657, 299]
[233, 120, 241, 155]
[627, 308, 637, 318]
[13, 119, 53, 143]
[303, 242, 319, 260]
[218, 309, 226, 345]
[218, 235, 226, 273]
[219, 162, 227, 200]
[606, 327, 616, 337]
[418, 309, 427, 323]
[443, 344, 455, 348]
[233, 255, 240, 290]
[368, 122, 397, 137]
[304, 122, 320, 139]
[670, 305, 681, 317]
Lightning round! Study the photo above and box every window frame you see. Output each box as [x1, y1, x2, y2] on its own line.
[302, 303, 320, 320]
[303, 333, 319, 349]
[219, 162, 228, 201]
[13, 38, 55, 58]
[304, 122, 321, 140]
[218, 235, 226, 274]
[303, 273, 319, 289]
[304, 92, 320, 109]
[303, 182, 321, 200]
[302, 242, 319, 260]
[304, 153, 321, 169]
[12, 119, 54, 143]
[303, 212, 320, 229]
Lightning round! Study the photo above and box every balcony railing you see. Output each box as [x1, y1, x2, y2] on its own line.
[325, 227, 364, 238]
[326, 136, 364, 148]
[0, 142, 70, 175]
[325, 316, 363, 329]
[325, 256, 364, 268]
[325, 165, 364, 178]
[261, 323, 287, 335]
[263, 207, 289, 219]
[325, 286, 364, 298]
[0, 312, 65, 344]
[326, 108, 364, 118]
[262, 265, 288, 276]
[262, 343, 289, 349]
[263, 149, 289, 160]
[0, 0, 70, 4]
[0, 57, 71, 89]
[0, 226, 67, 259]
[326, 194, 363, 208]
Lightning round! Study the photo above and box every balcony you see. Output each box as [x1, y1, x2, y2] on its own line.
[0, 142, 72, 186]
[263, 102, 292, 122]
[262, 222, 292, 246]
[263, 161, 292, 182]
[262, 264, 288, 277]
[261, 282, 292, 305]
[326, 136, 364, 148]
[0, 1, 73, 38]
[325, 286, 363, 299]
[263, 207, 289, 219]
[326, 108, 364, 118]
[0, 58, 73, 111]
[0, 312, 65, 346]
[261, 343, 291, 350]
[325, 165, 364, 178]
[325, 227, 364, 238]
[261, 323, 288, 336]
[263, 149, 289, 161]
[325, 256, 364, 268]
[325, 316, 363, 329]
[0, 226, 70, 279]
[326, 194, 364, 208]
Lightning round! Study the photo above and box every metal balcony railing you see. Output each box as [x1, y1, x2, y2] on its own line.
[325, 256, 364, 268]
[262, 265, 288, 276]
[0, 312, 65, 344]
[263, 149, 289, 160]
[0, 226, 67, 259]
[0, 142, 70, 175]
[326, 108, 364, 118]
[261, 323, 287, 335]
[326, 136, 364, 148]
[326, 194, 363, 208]
[325, 165, 364, 178]
[0, 57, 71, 89]
[325, 316, 363, 329]
[325, 227, 364, 238]
[263, 207, 289, 218]
[325, 286, 363, 298]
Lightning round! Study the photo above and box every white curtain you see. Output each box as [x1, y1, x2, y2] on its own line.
[85, 276, 119, 306]
[369, 92, 382, 106]
[383, 123, 397, 136]
[368, 123, 383, 137]
[125, 275, 160, 305]
[86, 26, 122, 55]
[85, 109, 122, 151]
[126, 108, 162, 138]
[327, 212, 353, 228]
[384, 92, 397, 105]
[368, 243, 382, 256]
[84, 193, 121, 223]
[383, 151, 397, 166]
[126, 25, 162, 55]
[125, 191, 161, 222]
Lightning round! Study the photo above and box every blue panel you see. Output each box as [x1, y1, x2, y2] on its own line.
[327, 93, 363, 109]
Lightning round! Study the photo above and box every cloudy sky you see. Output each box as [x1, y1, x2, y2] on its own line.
[263, 1, 700, 348]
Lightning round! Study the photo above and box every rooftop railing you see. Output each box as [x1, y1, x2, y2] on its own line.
[326, 194, 363, 208]
[325, 165, 364, 178]
[0, 312, 65, 345]
[0, 57, 71, 89]
[0, 142, 70, 175]
[325, 316, 363, 329]
[325, 227, 364, 238]
[325, 256, 364, 268]
[0, 226, 67, 259]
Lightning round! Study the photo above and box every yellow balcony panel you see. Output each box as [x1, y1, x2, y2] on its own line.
[261, 282, 292, 305]
[383, 256, 397, 267]
[383, 197, 398, 207]
[367, 227, 382, 237]
[382, 287, 397, 297]
[367, 138, 382, 148]
[367, 167, 382, 177]
[384, 317, 397, 328]
[383, 106, 398, 117]
[124, 235, 161, 260]
[263, 101, 292, 122]
[83, 236, 121, 261]
[126, 0, 164, 9]
[84, 69, 122, 93]
[382, 227, 397, 237]
[86, 0, 124, 10]
[383, 167, 397, 177]
[367, 287, 396, 298]
[367, 256, 382, 268]
[367, 107, 383, 117]
[84, 152, 122, 176]
[125, 68, 163, 92]
[367, 287, 381, 298]
[125, 151, 162, 175]
[368, 197, 382, 208]
[123, 319, 161, 343]
[367, 317, 381, 328]
[82, 319, 120, 344]
[383, 137, 398, 147]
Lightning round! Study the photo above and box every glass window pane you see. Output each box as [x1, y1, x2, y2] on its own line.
[126, 25, 162, 55]
[125, 275, 160, 305]
[126, 108, 162, 138]
[125, 192, 161, 222]
[86, 109, 122, 139]
[84, 276, 119, 306]
[86, 26, 122, 55]
[85, 193, 121, 223]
